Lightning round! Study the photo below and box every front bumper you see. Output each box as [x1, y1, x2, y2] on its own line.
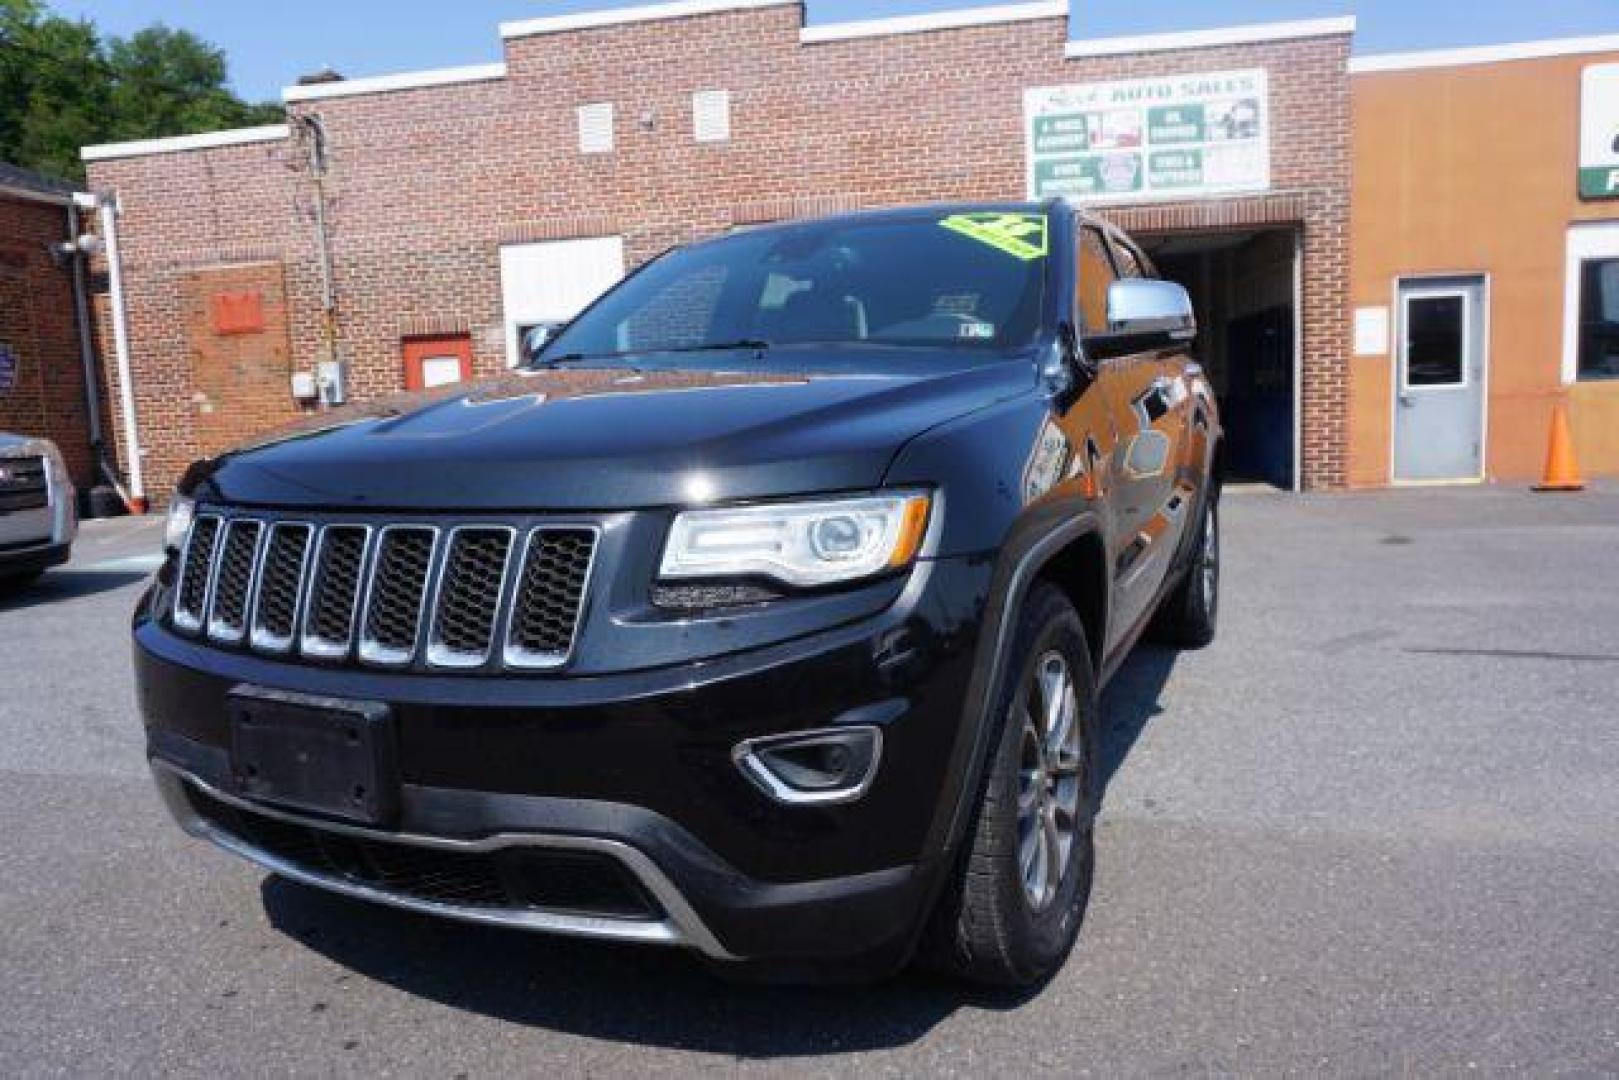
[0, 539, 71, 577]
[138, 554, 995, 964]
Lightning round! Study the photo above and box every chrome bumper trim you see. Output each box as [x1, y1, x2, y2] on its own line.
[150, 761, 736, 960]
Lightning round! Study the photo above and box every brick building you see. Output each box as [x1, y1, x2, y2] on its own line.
[81, 2, 1361, 499]
[0, 162, 100, 491]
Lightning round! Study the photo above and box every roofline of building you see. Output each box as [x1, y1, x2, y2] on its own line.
[283, 62, 507, 103]
[801, 1, 1066, 44]
[1348, 33, 1619, 74]
[0, 182, 81, 207]
[1063, 16, 1356, 59]
[81, 124, 291, 163]
[501, 0, 796, 39]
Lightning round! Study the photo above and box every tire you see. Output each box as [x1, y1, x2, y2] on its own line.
[1151, 495, 1219, 649]
[919, 583, 1100, 987]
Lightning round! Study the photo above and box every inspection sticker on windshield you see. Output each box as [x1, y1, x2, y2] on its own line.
[939, 212, 1048, 261]
[959, 321, 996, 340]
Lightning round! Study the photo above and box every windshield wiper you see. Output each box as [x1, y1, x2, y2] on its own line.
[659, 339, 771, 355]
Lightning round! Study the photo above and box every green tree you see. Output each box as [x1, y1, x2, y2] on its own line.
[0, 0, 280, 182]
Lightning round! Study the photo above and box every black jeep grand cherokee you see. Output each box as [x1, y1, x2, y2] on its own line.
[136, 201, 1221, 986]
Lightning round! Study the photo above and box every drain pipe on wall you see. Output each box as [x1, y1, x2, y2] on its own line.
[94, 191, 147, 512]
[64, 193, 136, 514]
[293, 113, 345, 406]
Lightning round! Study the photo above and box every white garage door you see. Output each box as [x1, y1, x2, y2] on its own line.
[499, 236, 625, 366]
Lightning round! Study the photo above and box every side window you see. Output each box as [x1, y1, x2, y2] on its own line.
[1111, 239, 1146, 280]
[1076, 226, 1118, 336]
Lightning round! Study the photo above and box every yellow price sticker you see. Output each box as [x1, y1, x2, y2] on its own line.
[939, 212, 1049, 261]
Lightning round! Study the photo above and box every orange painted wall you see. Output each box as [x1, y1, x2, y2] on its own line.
[1349, 51, 1619, 486]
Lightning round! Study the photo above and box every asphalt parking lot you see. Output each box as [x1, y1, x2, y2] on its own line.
[2, 485, 1616, 1076]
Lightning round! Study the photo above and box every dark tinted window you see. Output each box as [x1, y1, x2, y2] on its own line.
[1578, 258, 1619, 381]
[1405, 296, 1465, 387]
[541, 212, 1048, 360]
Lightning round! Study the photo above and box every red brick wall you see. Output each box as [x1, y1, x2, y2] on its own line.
[0, 193, 97, 490]
[85, 8, 1352, 496]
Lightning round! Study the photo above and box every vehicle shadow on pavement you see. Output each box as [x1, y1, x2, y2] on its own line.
[0, 570, 149, 611]
[1098, 645, 1179, 789]
[254, 646, 1181, 1057]
[261, 877, 1035, 1056]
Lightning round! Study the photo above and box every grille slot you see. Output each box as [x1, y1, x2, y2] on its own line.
[428, 527, 516, 668]
[173, 515, 223, 634]
[250, 523, 314, 654]
[300, 526, 372, 660]
[0, 456, 49, 512]
[505, 527, 598, 669]
[359, 526, 439, 667]
[206, 520, 264, 644]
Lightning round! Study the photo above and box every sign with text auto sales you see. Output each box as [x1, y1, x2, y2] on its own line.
[1580, 64, 1619, 200]
[1025, 69, 1270, 205]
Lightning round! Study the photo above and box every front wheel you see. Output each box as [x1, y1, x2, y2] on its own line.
[1151, 496, 1219, 649]
[918, 583, 1099, 987]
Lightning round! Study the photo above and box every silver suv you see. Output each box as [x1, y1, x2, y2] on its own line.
[0, 433, 76, 588]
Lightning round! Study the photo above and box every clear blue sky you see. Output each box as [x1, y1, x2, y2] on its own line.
[52, 0, 1619, 103]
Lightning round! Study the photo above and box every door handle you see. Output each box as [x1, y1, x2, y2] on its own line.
[1398, 392, 1415, 407]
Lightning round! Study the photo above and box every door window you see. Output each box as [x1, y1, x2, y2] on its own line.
[1577, 258, 1619, 381]
[1110, 240, 1147, 280]
[1403, 294, 1466, 388]
[1077, 227, 1118, 336]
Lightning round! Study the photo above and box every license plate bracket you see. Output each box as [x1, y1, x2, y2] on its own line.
[227, 686, 398, 826]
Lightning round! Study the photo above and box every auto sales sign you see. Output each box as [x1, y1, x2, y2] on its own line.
[1580, 64, 1619, 200]
[1025, 69, 1270, 205]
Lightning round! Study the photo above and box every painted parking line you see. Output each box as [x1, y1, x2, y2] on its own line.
[79, 553, 166, 574]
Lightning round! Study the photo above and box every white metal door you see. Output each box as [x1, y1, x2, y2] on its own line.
[499, 236, 625, 366]
[1393, 276, 1486, 482]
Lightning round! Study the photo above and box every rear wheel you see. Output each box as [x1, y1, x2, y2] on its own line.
[919, 583, 1099, 987]
[1151, 496, 1219, 649]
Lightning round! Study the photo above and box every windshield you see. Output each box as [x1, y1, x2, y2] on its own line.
[539, 211, 1049, 362]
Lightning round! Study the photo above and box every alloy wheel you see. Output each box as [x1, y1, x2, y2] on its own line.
[1015, 651, 1083, 912]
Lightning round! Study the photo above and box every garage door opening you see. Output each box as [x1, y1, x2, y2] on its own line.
[1139, 228, 1300, 490]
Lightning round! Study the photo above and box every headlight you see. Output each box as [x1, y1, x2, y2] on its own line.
[659, 492, 932, 588]
[164, 496, 196, 554]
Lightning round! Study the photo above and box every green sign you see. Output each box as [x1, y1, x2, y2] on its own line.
[1580, 64, 1619, 200]
[1583, 168, 1619, 199]
[1148, 149, 1203, 189]
[1148, 105, 1205, 145]
[1032, 114, 1090, 154]
[1032, 155, 1143, 198]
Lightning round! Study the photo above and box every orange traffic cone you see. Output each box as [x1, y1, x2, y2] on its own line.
[1533, 404, 1584, 492]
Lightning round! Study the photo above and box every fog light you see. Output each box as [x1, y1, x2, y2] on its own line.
[733, 726, 883, 806]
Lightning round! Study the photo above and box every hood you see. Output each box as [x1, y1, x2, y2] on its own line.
[184, 351, 1036, 510]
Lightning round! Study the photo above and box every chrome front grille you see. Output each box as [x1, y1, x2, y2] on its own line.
[170, 513, 598, 673]
[251, 523, 314, 654]
[174, 515, 223, 633]
[301, 526, 371, 660]
[428, 528, 516, 668]
[206, 520, 264, 645]
[359, 526, 440, 667]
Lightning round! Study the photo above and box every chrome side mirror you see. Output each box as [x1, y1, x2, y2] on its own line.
[1086, 279, 1196, 361]
[1106, 279, 1196, 343]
